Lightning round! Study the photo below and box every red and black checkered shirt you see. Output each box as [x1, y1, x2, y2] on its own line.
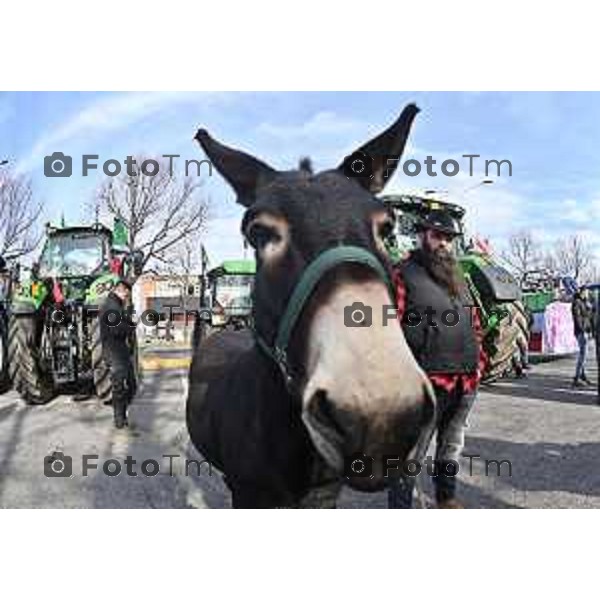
[392, 268, 487, 394]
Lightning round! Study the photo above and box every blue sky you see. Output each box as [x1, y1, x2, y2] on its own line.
[1, 91, 600, 266]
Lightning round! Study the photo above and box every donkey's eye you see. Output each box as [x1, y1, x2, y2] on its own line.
[246, 223, 281, 249]
[378, 219, 395, 240]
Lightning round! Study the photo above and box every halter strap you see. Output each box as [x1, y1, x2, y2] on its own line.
[252, 245, 395, 390]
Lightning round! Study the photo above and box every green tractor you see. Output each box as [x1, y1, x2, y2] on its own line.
[7, 220, 142, 404]
[192, 259, 255, 348]
[520, 269, 567, 312]
[381, 194, 529, 382]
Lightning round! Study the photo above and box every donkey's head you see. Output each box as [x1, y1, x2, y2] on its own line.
[195, 104, 434, 491]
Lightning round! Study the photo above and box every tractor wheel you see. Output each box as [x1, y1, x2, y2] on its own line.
[0, 312, 10, 394]
[7, 313, 54, 404]
[483, 302, 528, 383]
[90, 316, 112, 401]
[513, 300, 530, 355]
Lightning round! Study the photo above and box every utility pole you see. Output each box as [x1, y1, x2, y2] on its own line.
[199, 245, 209, 309]
[0, 159, 9, 195]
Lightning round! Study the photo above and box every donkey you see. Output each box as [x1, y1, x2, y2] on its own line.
[186, 104, 435, 508]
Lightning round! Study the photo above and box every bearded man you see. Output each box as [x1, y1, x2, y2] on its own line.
[388, 210, 486, 509]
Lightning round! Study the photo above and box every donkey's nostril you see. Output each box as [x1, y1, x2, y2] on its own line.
[308, 390, 354, 441]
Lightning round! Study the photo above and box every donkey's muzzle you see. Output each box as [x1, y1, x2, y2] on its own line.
[303, 385, 435, 492]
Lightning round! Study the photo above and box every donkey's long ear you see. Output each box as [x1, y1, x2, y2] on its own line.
[338, 103, 420, 194]
[195, 129, 277, 207]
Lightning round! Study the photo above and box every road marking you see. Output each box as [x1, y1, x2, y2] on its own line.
[141, 357, 191, 371]
[181, 371, 189, 399]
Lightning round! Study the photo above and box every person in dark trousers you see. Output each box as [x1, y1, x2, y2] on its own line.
[524, 305, 534, 370]
[388, 210, 486, 509]
[594, 291, 600, 404]
[572, 287, 594, 388]
[99, 279, 137, 428]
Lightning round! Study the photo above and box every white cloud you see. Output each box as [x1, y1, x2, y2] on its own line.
[254, 110, 378, 170]
[560, 198, 589, 224]
[16, 91, 228, 174]
[202, 212, 248, 265]
[256, 111, 365, 139]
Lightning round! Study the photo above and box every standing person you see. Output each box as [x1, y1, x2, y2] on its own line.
[571, 287, 593, 388]
[594, 290, 600, 403]
[99, 279, 137, 428]
[388, 210, 486, 509]
[523, 305, 534, 370]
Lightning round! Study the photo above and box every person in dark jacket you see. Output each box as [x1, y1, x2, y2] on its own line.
[572, 288, 593, 388]
[99, 279, 137, 428]
[388, 210, 486, 509]
[593, 290, 600, 403]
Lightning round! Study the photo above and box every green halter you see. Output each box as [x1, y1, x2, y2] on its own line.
[252, 245, 396, 390]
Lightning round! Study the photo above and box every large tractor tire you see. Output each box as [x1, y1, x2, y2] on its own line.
[91, 316, 140, 401]
[483, 301, 529, 383]
[0, 312, 10, 394]
[7, 313, 54, 404]
[90, 316, 112, 401]
[512, 300, 530, 358]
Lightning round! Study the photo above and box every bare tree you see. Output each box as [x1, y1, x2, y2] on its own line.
[552, 234, 595, 282]
[94, 156, 210, 275]
[585, 262, 600, 285]
[542, 250, 558, 273]
[0, 171, 43, 258]
[501, 229, 542, 280]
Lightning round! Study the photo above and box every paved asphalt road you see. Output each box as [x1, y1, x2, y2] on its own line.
[1, 345, 599, 508]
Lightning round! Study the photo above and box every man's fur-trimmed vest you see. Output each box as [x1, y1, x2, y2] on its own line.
[399, 257, 478, 374]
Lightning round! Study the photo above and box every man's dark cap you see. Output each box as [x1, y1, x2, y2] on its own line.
[416, 210, 462, 237]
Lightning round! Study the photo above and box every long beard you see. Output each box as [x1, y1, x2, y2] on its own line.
[414, 247, 464, 298]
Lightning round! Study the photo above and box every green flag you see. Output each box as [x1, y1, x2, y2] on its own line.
[113, 217, 128, 248]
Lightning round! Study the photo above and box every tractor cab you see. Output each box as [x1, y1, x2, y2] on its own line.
[38, 224, 112, 280]
[205, 260, 255, 327]
[192, 259, 256, 348]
